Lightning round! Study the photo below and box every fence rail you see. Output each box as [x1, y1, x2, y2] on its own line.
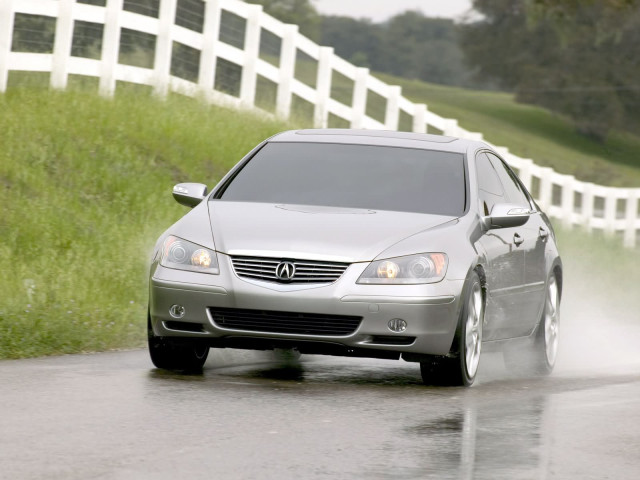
[1, 0, 639, 247]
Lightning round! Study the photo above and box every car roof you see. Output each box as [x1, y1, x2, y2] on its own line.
[269, 129, 481, 154]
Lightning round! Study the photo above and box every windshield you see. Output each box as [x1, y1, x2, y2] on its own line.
[217, 142, 466, 216]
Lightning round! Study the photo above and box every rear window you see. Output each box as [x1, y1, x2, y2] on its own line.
[218, 142, 466, 216]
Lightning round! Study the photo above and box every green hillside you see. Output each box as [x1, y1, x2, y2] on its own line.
[0, 86, 286, 358]
[1, 86, 638, 359]
[376, 73, 640, 188]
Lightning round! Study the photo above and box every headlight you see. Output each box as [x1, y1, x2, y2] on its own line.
[160, 236, 219, 274]
[357, 253, 448, 284]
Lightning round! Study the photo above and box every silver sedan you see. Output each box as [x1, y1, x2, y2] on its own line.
[147, 129, 562, 386]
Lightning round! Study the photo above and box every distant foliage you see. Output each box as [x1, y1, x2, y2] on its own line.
[248, 0, 482, 88]
[321, 12, 480, 88]
[461, 0, 640, 141]
[247, 0, 322, 41]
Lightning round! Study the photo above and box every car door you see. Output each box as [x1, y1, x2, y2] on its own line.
[487, 153, 547, 336]
[475, 153, 526, 340]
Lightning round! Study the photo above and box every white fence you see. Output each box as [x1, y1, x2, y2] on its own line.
[1, 0, 639, 247]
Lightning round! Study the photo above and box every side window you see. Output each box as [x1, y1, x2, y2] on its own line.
[486, 153, 531, 209]
[475, 153, 504, 216]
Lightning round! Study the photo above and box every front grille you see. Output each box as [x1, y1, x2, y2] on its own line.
[209, 307, 362, 336]
[230, 256, 350, 284]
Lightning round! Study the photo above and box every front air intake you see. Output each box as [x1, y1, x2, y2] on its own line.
[209, 307, 362, 336]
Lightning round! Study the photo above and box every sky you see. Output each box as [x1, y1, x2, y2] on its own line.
[313, 0, 475, 22]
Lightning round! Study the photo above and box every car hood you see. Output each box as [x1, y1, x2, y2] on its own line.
[208, 201, 456, 263]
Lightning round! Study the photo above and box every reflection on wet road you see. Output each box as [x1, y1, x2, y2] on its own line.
[1, 349, 639, 479]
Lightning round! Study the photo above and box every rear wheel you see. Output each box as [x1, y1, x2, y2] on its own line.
[147, 315, 209, 372]
[504, 273, 560, 375]
[420, 272, 484, 387]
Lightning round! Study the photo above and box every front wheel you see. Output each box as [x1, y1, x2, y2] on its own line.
[420, 272, 484, 387]
[147, 315, 209, 372]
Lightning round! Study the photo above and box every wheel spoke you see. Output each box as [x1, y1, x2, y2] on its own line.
[465, 283, 483, 377]
[544, 277, 559, 365]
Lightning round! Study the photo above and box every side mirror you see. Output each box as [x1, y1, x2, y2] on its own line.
[172, 183, 208, 208]
[483, 203, 532, 229]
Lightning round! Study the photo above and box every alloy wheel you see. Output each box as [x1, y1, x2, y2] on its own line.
[465, 282, 483, 378]
[544, 276, 560, 366]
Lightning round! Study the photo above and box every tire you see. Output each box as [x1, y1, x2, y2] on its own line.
[504, 273, 560, 376]
[147, 315, 209, 372]
[420, 271, 484, 387]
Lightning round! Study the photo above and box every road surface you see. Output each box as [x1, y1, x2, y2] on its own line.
[1, 346, 639, 479]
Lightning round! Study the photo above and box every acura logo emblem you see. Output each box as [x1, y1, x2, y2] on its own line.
[275, 261, 296, 281]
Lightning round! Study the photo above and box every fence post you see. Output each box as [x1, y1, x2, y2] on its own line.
[275, 24, 298, 119]
[603, 189, 617, 237]
[412, 103, 427, 133]
[153, 0, 178, 98]
[582, 183, 594, 232]
[0, 0, 14, 93]
[350, 67, 368, 128]
[518, 159, 533, 192]
[314, 46, 333, 128]
[538, 167, 553, 211]
[240, 3, 262, 108]
[50, 0, 75, 90]
[384, 85, 401, 131]
[99, 0, 124, 97]
[199, 0, 222, 95]
[624, 190, 638, 248]
[443, 118, 459, 137]
[560, 175, 575, 228]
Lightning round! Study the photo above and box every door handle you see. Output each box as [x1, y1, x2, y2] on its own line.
[539, 227, 549, 240]
[513, 233, 524, 246]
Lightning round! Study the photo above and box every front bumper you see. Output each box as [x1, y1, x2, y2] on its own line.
[149, 254, 465, 356]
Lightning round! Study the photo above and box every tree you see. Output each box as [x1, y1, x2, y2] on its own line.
[246, 0, 321, 41]
[461, 0, 640, 140]
[321, 11, 478, 88]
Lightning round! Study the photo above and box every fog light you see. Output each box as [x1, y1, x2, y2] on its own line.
[388, 318, 407, 333]
[169, 304, 185, 318]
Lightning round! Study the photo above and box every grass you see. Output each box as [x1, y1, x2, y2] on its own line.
[1, 79, 638, 360]
[0, 82, 286, 358]
[376, 73, 640, 188]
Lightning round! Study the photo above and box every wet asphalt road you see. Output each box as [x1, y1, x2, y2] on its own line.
[1, 347, 640, 480]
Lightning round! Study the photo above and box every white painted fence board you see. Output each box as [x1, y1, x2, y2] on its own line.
[366, 74, 390, 97]
[220, 0, 254, 18]
[172, 26, 205, 50]
[259, 14, 285, 35]
[119, 11, 160, 36]
[255, 59, 279, 84]
[68, 56, 101, 77]
[290, 78, 318, 104]
[326, 98, 353, 122]
[294, 34, 320, 60]
[8, 52, 53, 71]
[331, 55, 356, 81]
[14, 0, 58, 16]
[72, 3, 107, 24]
